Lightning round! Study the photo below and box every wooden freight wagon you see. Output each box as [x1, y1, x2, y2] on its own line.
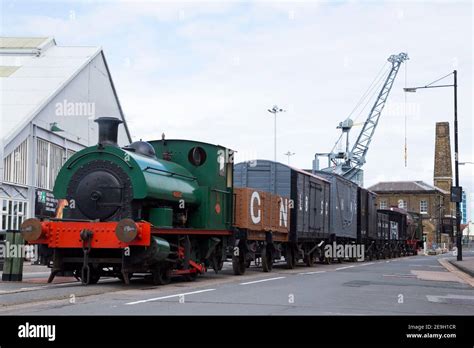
[233, 187, 290, 243]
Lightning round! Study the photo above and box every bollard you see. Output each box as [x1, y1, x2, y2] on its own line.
[1, 230, 25, 281]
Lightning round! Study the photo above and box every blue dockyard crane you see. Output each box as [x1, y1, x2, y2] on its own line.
[313, 52, 409, 186]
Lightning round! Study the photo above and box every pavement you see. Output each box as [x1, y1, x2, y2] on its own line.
[449, 256, 474, 277]
[0, 249, 473, 315]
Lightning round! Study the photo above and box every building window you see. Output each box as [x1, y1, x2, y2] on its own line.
[420, 200, 428, 214]
[218, 152, 225, 177]
[3, 139, 28, 185]
[379, 200, 387, 209]
[398, 199, 407, 210]
[36, 139, 71, 190]
[0, 198, 27, 231]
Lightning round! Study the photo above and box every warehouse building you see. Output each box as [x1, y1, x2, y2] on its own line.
[0, 37, 131, 233]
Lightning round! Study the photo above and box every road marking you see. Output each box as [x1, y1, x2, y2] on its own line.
[385, 260, 390, 263]
[335, 265, 355, 271]
[427, 294, 474, 304]
[356, 262, 375, 267]
[239, 277, 286, 285]
[125, 288, 216, 305]
[298, 271, 326, 275]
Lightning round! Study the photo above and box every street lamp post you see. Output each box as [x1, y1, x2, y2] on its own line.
[267, 105, 285, 162]
[404, 70, 463, 261]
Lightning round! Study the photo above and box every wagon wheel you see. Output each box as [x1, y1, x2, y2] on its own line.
[304, 252, 314, 267]
[152, 267, 172, 285]
[286, 248, 296, 269]
[261, 245, 273, 272]
[232, 253, 246, 275]
[118, 272, 134, 283]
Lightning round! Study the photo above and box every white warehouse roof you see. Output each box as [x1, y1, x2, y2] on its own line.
[0, 37, 131, 146]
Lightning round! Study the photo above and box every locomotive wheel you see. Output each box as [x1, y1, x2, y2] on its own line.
[232, 253, 246, 275]
[261, 246, 273, 272]
[89, 271, 101, 285]
[211, 254, 224, 273]
[304, 253, 314, 267]
[75, 268, 101, 285]
[286, 248, 296, 269]
[152, 268, 172, 285]
[184, 272, 198, 282]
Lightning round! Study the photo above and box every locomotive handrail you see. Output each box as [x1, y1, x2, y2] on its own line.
[143, 166, 196, 181]
[211, 188, 230, 194]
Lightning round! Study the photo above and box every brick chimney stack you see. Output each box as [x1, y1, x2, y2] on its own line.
[433, 122, 453, 192]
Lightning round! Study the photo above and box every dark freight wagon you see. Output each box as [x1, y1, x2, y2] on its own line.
[357, 188, 378, 242]
[378, 209, 408, 241]
[313, 171, 358, 240]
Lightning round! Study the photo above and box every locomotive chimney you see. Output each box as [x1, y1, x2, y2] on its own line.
[95, 117, 122, 147]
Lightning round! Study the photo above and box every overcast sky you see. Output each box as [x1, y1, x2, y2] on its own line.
[2, 0, 473, 219]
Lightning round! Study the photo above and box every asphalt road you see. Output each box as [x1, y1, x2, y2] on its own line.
[1, 251, 473, 315]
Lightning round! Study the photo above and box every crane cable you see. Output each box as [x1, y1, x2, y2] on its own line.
[347, 61, 390, 121]
[331, 61, 390, 155]
[404, 59, 408, 167]
[352, 66, 389, 123]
